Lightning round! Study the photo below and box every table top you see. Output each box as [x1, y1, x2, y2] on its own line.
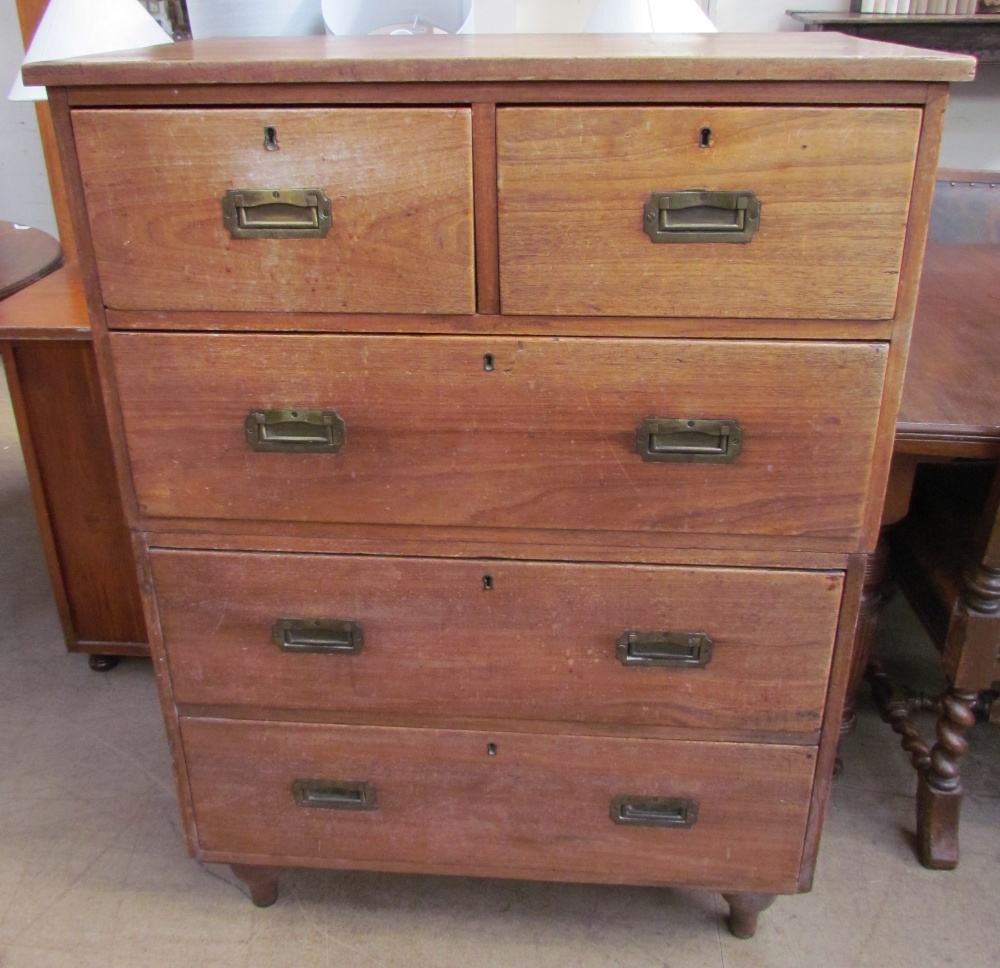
[897, 242, 1000, 455]
[0, 221, 63, 302]
[22, 32, 975, 88]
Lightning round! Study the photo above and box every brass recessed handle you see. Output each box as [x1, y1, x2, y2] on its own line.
[245, 409, 345, 453]
[272, 619, 363, 655]
[643, 190, 760, 243]
[291, 780, 377, 811]
[222, 188, 331, 239]
[616, 631, 713, 669]
[636, 418, 742, 464]
[610, 796, 698, 828]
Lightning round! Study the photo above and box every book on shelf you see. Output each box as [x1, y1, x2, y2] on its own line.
[850, 0, 982, 11]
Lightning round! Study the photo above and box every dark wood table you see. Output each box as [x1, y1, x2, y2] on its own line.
[0, 225, 147, 667]
[0, 221, 62, 300]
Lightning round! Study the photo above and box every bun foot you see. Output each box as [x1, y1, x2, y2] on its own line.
[722, 892, 776, 939]
[231, 864, 279, 907]
[88, 654, 120, 672]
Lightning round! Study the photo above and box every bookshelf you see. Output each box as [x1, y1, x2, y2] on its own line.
[787, 12, 1000, 61]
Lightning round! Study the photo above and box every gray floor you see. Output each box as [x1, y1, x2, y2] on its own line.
[0, 383, 996, 968]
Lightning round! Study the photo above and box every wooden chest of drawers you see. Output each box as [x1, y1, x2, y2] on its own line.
[27, 33, 972, 940]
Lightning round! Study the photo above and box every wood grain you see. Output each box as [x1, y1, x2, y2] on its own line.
[0, 266, 90, 340]
[61, 80, 938, 110]
[896, 244, 1000, 447]
[73, 108, 475, 314]
[22, 34, 975, 89]
[4, 341, 146, 650]
[180, 717, 816, 893]
[151, 549, 841, 734]
[111, 333, 888, 546]
[497, 106, 921, 320]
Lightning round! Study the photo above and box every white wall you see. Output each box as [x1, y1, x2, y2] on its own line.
[0, 0, 57, 237]
[714, 0, 847, 32]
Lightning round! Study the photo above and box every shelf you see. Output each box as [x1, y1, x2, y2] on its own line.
[788, 11, 1000, 61]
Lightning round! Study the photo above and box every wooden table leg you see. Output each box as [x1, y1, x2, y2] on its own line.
[917, 687, 978, 870]
[230, 864, 280, 907]
[722, 893, 776, 939]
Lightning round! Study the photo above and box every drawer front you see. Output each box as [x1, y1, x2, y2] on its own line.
[113, 333, 887, 547]
[73, 108, 476, 314]
[497, 106, 921, 319]
[181, 718, 815, 892]
[153, 550, 841, 734]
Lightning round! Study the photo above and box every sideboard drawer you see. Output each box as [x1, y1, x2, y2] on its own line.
[181, 718, 815, 891]
[73, 108, 476, 314]
[497, 106, 920, 319]
[154, 550, 841, 734]
[112, 332, 886, 546]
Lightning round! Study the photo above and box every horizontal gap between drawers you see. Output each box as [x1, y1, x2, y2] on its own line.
[175, 707, 822, 748]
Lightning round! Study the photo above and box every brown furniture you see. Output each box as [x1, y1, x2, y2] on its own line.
[26, 33, 971, 939]
[848, 172, 1000, 870]
[1, 0, 148, 668]
[0, 265, 147, 665]
[789, 11, 1000, 61]
[0, 221, 62, 299]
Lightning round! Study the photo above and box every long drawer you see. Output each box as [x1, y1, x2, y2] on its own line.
[153, 550, 841, 734]
[497, 106, 920, 319]
[113, 333, 887, 547]
[181, 718, 815, 892]
[73, 108, 476, 314]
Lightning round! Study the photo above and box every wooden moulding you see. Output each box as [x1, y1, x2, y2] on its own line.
[103, 309, 895, 342]
[63, 80, 938, 109]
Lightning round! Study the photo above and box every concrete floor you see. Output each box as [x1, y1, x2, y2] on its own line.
[0, 384, 997, 968]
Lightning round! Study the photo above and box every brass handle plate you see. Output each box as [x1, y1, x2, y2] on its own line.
[636, 418, 742, 464]
[643, 190, 760, 243]
[616, 631, 713, 669]
[610, 796, 698, 828]
[291, 780, 377, 811]
[245, 409, 345, 453]
[272, 619, 364, 655]
[222, 188, 332, 239]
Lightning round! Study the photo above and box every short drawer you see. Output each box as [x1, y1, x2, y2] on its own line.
[72, 108, 475, 314]
[112, 333, 887, 548]
[153, 550, 841, 735]
[497, 106, 921, 319]
[181, 718, 815, 892]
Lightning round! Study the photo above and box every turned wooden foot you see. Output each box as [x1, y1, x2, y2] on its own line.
[722, 893, 776, 939]
[88, 654, 120, 672]
[916, 688, 977, 870]
[230, 864, 279, 907]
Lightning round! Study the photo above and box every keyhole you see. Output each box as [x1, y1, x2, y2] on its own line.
[486, 743, 498, 757]
[482, 575, 493, 591]
[483, 353, 495, 372]
[699, 126, 712, 149]
[264, 126, 279, 151]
